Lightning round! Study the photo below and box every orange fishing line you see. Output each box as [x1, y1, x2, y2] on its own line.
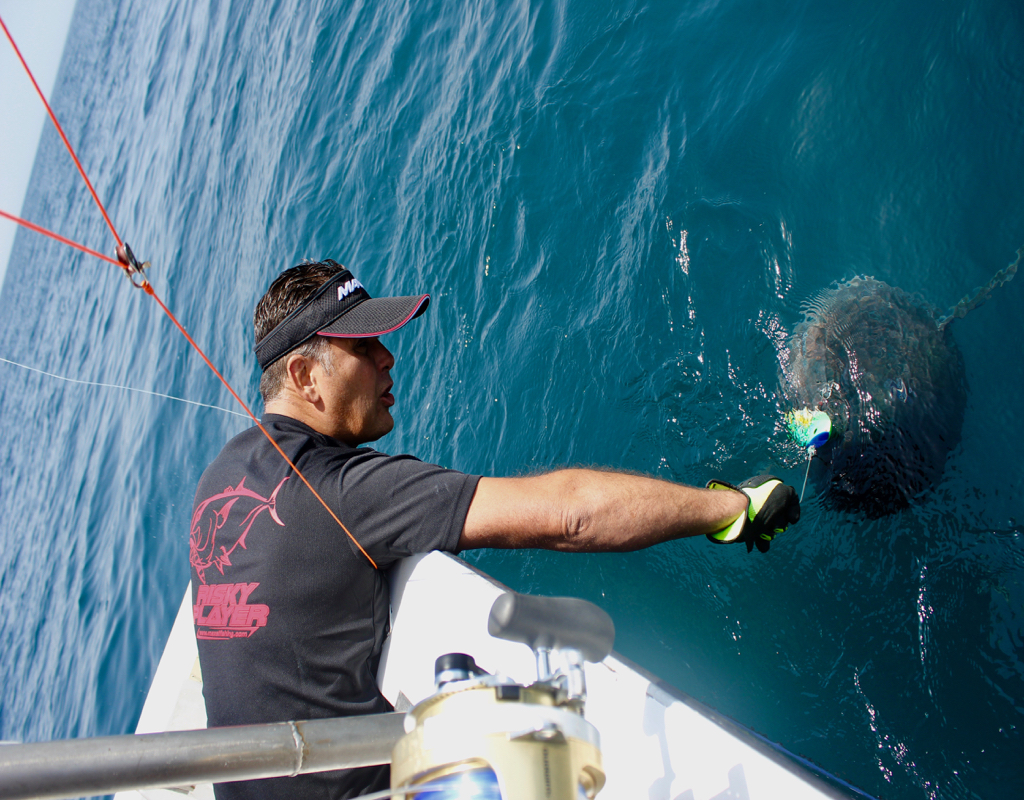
[0, 210, 121, 267]
[1, 14, 378, 570]
[1, 14, 122, 248]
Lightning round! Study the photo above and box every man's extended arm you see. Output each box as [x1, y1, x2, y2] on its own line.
[459, 470, 752, 552]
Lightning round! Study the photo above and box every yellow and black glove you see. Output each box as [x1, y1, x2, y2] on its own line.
[706, 475, 800, 553]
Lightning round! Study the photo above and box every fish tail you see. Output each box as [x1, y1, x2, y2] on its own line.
[938, 243, 1021, 330]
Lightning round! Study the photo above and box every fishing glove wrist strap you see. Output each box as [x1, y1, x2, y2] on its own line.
[705, 476, 799, 554]
[705, 480, 751, 544]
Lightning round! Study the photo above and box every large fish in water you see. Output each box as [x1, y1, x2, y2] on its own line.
[779, 247, 1020, 517]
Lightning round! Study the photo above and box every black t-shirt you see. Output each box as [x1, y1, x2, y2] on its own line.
[189, 414, 480, 799]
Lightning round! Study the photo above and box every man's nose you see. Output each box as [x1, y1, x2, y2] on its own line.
[373, 340, 395, 371]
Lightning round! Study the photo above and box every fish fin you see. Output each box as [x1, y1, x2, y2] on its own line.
[800, 278, 873, 334]
[938, 244, 1021, 330]
[267, 477, 289, 526]
[800, 286, 842, 322]
[216, 497, 239, 525]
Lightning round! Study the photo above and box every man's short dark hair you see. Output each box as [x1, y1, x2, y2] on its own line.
[254, 260, 344, 404]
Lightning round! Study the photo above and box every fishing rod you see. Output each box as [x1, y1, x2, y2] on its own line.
[0, 714, 405, 800]
[0, 587, 876, 800]
[0, 592, 613, 800]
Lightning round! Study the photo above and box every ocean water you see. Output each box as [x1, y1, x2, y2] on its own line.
[1, 0, 1022, 797]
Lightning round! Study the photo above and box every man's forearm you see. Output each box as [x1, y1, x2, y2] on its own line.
[460, 469, 748, 552]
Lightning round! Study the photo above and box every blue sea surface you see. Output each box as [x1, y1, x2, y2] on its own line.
[1, 1, 1022, 798]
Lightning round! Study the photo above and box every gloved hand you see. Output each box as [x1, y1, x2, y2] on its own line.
[705, 475, 800, 553]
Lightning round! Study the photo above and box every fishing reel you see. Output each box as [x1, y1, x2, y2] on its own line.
[391, 591, 615, 799]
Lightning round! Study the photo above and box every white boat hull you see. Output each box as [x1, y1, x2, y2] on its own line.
[118, 552, 849, 800]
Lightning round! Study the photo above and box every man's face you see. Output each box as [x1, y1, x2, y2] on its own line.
[318, 336, 396, 445]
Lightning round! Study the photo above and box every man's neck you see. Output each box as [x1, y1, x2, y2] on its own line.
[264, 397, 327, 435]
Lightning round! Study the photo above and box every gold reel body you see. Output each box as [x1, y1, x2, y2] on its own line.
[392, 682, 605, 799]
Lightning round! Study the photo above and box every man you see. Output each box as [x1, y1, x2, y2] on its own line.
[190, 260, 800, 799]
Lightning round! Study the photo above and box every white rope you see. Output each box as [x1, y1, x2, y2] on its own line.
[0, 356, 250, 418]
[800, 445, 816, 502]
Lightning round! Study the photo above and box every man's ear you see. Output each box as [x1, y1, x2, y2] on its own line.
[284, 353, 320, 403]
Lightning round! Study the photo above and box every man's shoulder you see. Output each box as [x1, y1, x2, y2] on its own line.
[196, 412, 462, 501]
[212, 414, 356, 462]
[193, 415, 326, 495]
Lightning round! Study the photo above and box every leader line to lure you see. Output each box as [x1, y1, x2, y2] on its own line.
[785, 408, 832, 502]
[800, 448, 814, 503]
[1, 15, 380, 569]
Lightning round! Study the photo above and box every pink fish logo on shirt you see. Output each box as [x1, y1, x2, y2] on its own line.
[190, 476, 288, 583]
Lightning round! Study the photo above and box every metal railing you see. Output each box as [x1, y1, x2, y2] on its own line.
[0, 713, 405, 800]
